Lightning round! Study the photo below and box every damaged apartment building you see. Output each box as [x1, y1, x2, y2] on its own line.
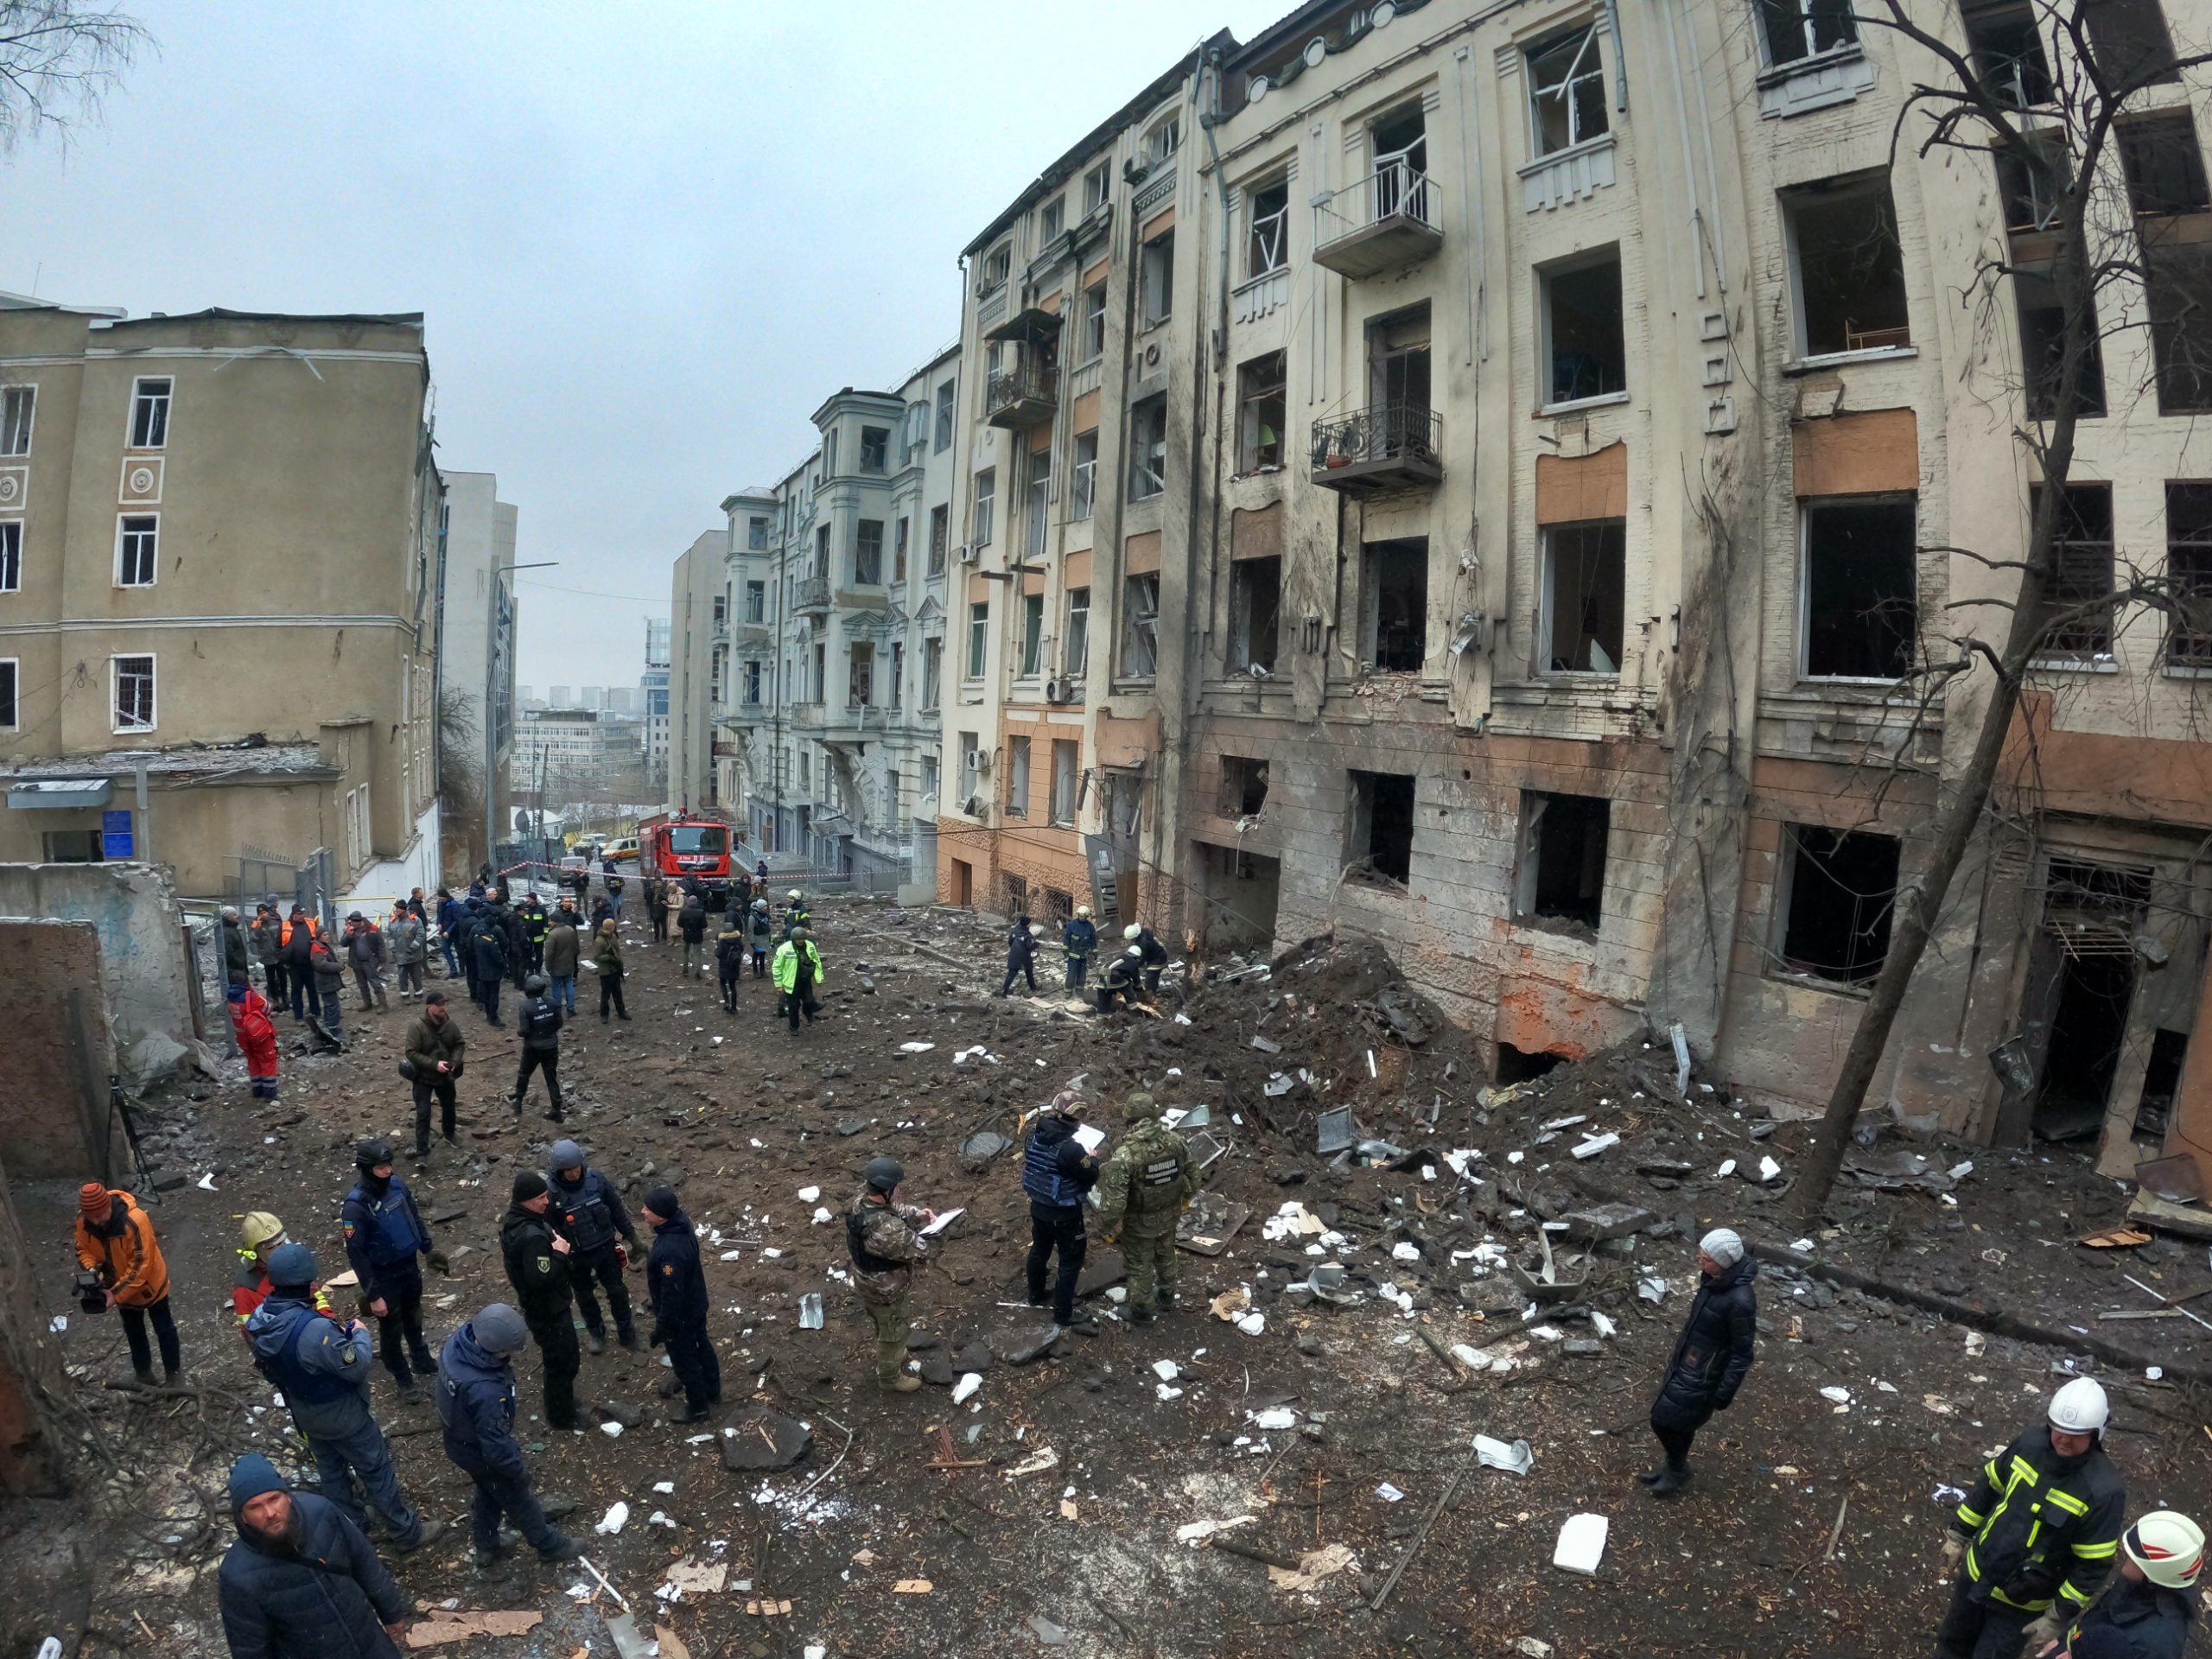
[0, 299, 446, 903]
[930, 0, 2212, 1185]
[686, 346, 963, 884]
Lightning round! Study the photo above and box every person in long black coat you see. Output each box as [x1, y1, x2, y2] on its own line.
[1643, 1225, 1757, 1497]
[640, 1185, 719, 1421]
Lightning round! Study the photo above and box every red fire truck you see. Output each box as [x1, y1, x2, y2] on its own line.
[639, 811, 737, 908]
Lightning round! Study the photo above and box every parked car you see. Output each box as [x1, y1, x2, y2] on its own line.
[603, 836, 642, 865]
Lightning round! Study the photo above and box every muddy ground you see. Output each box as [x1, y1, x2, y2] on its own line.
[4, 897, 2211, 1659]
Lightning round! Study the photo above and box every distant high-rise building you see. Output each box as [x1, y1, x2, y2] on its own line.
[517, 684, 535, 703]
[581, 685, 605, 711]
[643, 617, 673, 798]
[605, 686, 639, 716]
[549, 685, 572, 707]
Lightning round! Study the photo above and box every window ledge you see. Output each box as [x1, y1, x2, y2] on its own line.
[1510, 916, 1601, 949]
[2029, 655, 2120, 674]
[1518, 130, 1617, 177]
[1782, 346, 1916, 375]
[2163, 661, 2212, 679]
[1534, 669, 1624, 683]
[1756, 43, 1866, 86]
[1790, 677, 1916, 695]
[1537, 391, 1630, 417]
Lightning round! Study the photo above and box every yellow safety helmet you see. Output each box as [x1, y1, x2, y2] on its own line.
[239, 1211, 287, 1255]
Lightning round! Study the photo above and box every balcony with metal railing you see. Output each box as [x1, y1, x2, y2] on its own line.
[984, 359, 1059, 430]
[1312, 157, 1443, 279]
[1311, 403, 1443, 497]
[791, 575, 831, 614]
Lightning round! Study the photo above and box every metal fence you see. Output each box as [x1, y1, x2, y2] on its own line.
[227, 845, 334, 930]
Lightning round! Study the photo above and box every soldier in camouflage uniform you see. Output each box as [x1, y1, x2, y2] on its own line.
[846, 1154, 934, 1392]
[1095, 1092, 1198, 1325]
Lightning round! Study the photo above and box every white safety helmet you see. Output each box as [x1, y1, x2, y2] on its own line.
[788, 889, 803, 902]
[2123, 1510, 2206, 1589]
[2048, 1376, 2110, 1436]
[1124, 923, 1141, 940]
[1076, 905, 1091, 918]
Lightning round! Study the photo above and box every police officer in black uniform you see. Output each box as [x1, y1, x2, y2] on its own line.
[545, 1139, 639, 1353]
[512, 974, 565, 1122]
[499, 1170, 579, 1431]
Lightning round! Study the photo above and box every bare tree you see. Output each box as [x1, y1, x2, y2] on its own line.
[0, 2, 149, 152]
[1792, 0, 2212, 1223]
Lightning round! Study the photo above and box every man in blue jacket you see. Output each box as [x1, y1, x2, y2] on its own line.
[472, 905, 509, 1027]
[1061, 905, 1097, 994]
[640, 1185, 718, 1422]
[436, 1303, 580, 1572]
[217, 1452, 411, 1659]
[245, 1244, 441, 1554]
[341, 1140, 440, 1399]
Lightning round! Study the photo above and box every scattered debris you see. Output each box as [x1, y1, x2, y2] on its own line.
[1553, 1514, 1609, 1577]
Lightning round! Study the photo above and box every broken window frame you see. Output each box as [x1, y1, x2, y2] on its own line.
[981, 244, 1013, 294]
[1238, 351, 1287, 473]
[0, 521, 17, 593]
[848, 642, 874, 709]
[2081, 0, 2181, 88]
[1799, 494, 1920, 683]
[966, 600, 988, 680]
[1141, 230, 1176, 328]
[1080, 282, 1108, 363]
[1128, 396, 1167, 500]
[2145, 240, 2212, 416]
[2118, 111, 2209, 215]
[973, 467, 996, 546]
[958, 733, 981, 804]
[1065, 586, 1090, 678]
[1084, 161, 1111, 214]
[1541, 251, 1628, 409]
[1120, 572, 1160, 678]
[893, 517, 910, 584]
[0, 657, 18, 730]
[1756, 0, 1859, 68]
[1514, 790, 1611, 933]
[1005, 735, 1031, 818]
[853, 518, 884, 587]
[2014, 264, 2108, 419]
[1248, 175, 1291, 277]
[1346, 768, 1417, 888]
[1230, 554, 1282, 674]
[934, 382, 955, 453]
[922, 639, 943, 709]
[1050, 739, 1080, 826]
[1218, 754, 1269, 818]
[1783, 176, 1913, 359]
[1966, 3, 2054, 106]
[2030, 481, 2117, 662]
[0, 385, 32, 457]
[1025, 446, 1052, 563]
[1071, 430, 1098, 520]
[859, 426, 890, 474]
[128, 377, 170, 449]
[1541, 518, 1628, 677]
[1994, 130, 2069, 234]
[2164, 480, 2212, 669]
[112, 652, 156, 733]
[1370, 105, 1429, 226]
[1771, 823, 1901, 989]
[1527, 25, 1609, 158]
[1039, 196, 1065, 243]
[116, 513, 158, 588]
[745, 580, 766, 623]
[929, 505, 950, 575]
[1364, 537, 1429, 674]
[1020, 591, 1046, 677]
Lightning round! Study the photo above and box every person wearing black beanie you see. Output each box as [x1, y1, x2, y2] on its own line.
[499, 1167, 577, 1431]
[639, 1187, 718, 1423]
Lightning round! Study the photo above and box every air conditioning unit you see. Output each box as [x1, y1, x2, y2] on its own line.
[956, 543, 979, 566]
[963, 796, 989, 819]
[1044, 677, 1072, 705]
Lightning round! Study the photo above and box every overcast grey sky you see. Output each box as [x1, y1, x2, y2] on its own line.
[8, 0, 1287, 689]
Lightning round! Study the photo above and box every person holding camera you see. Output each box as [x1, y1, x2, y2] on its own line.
[73, 1181, 181, 1388]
